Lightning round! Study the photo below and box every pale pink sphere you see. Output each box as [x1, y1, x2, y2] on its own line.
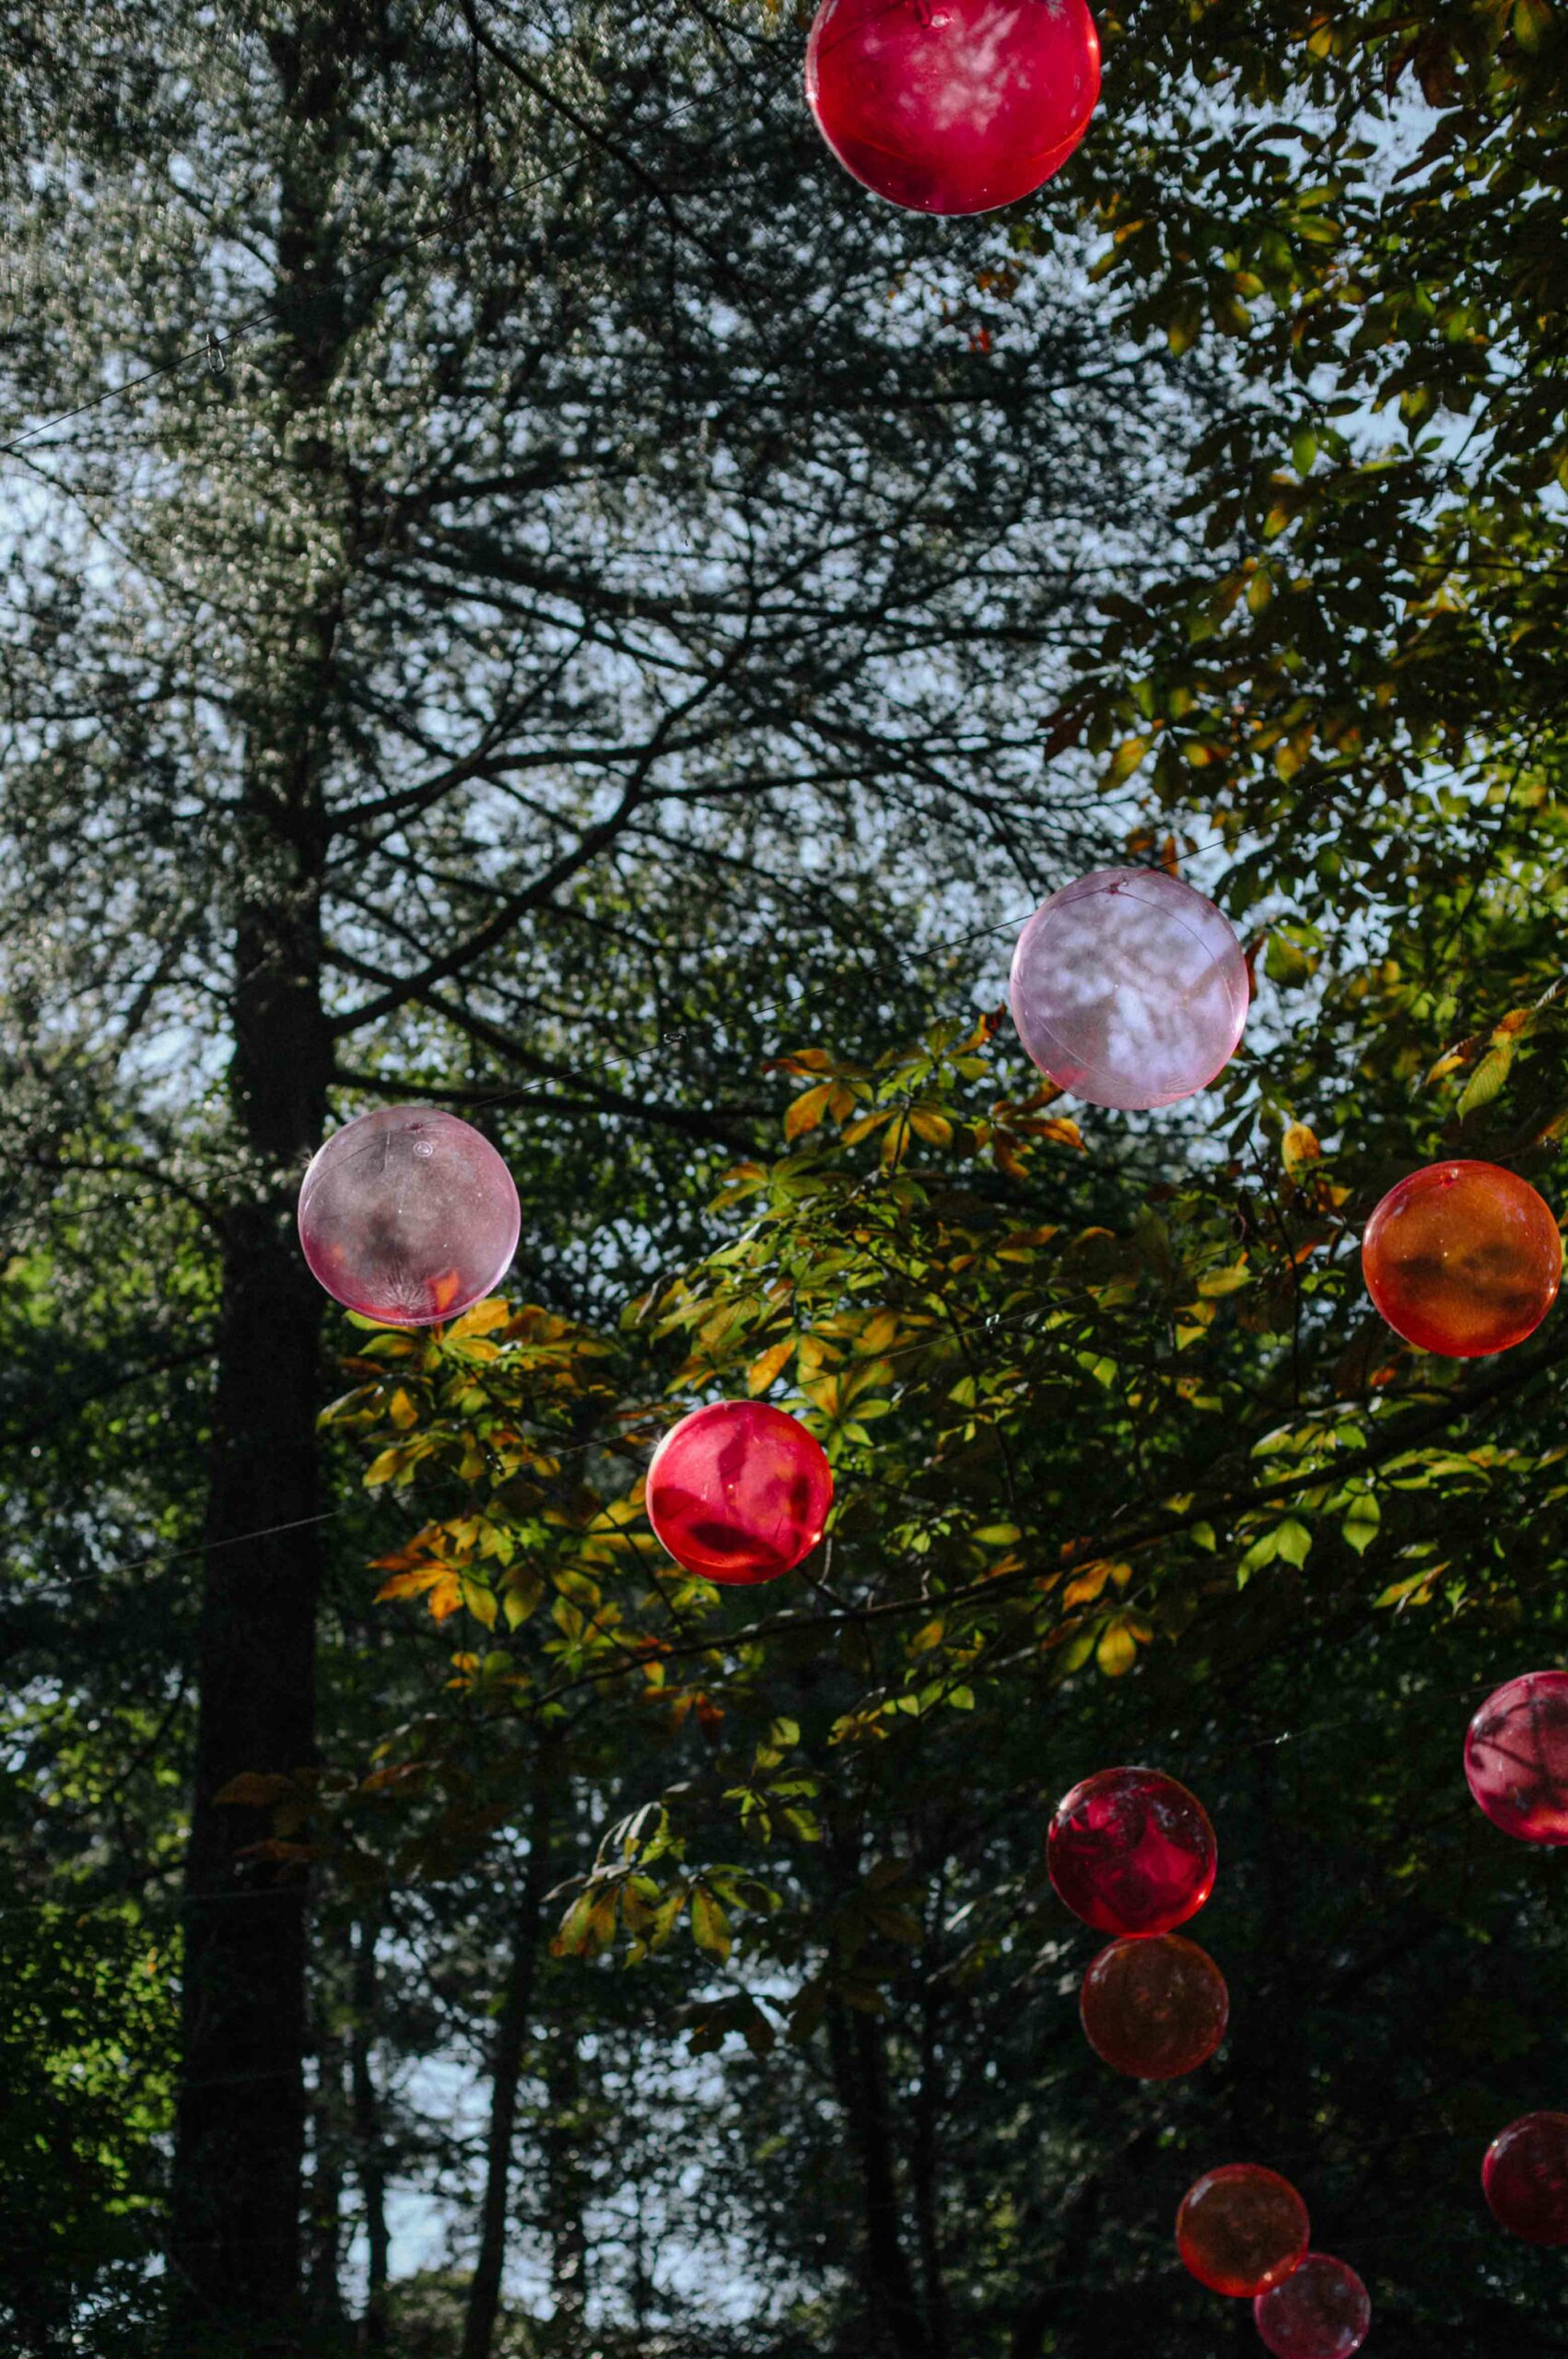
[1464, 1671, 1568, 1844]
[1253, 2253, 1370, 2359]
[1010, 868, 1248, 1111]
[646, 1401, 833, 1585]
[298, 1106, 520, 1328]
[805, 0, 1101, 217]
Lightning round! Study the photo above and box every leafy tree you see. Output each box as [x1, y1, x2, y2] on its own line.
[0, 0, 1188, 2339]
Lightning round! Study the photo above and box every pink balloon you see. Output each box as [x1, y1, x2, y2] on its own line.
[646, 1402, 834, 1585]
[1253, 2254, 1370, 2359]
[298, 1106, 520, 1328]
[1484, 2112, 1568, 2245]
[1465, 1671, 1568, 1843]
[805, 0, 1100, 217]
[1010, 868, 1248, 1110]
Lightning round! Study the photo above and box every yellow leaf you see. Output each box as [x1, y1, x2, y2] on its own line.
[1063, 1561, 1112, 1608]
[1104, 735, 1150, 787]
[375, 1564, 445, 1603]
[1096, 1615, 1140, 1677]
[443, 1297, 512, 1340]
[909, 1107, 953, 1147]
[747, 1338, 795, 1395]
[1035, 1117, 1083, 1151]
[387, 1386, 418, 1430]
[1281, 1121, 1320, 1178]
[460, 1576, 498, 1630]
[1197, 1259, 1250, 1297]
[785, 1082, 836, 1141]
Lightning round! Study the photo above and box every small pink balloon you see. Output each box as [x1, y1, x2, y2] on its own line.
[1253, 2254, 1370, 2359]
[805, 0, 1101, 217]
[1047, 1766, 1216, 1936]
[298, 1106, 520, 1328]
[645, 1401, 834, 1585]
[1010, 868, 1248, 1111]
[1483, 2112, 1568, 2245]
[1464, 1671, 1568, 1843]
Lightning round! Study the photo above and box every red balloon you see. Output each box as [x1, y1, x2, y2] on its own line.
[1176, 2164, 1310, 2298]
[1362, 1159, 1561, 1358]
[1464, 1670, 1568, 1844]
[1047, 1766, 1216, 1935]
[645, 1401, 833, 1585]
[1079, 1933, 1227, 2080]
[1010, 868, 1248, 1111]
[1254, 2254, 1370, 2359]
[805, 0, 1100, 217]
[298, 1106, 520, 1328]
[1483, 2112, 1568, 2245]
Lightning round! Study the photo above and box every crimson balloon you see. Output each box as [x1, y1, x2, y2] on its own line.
[1079, 1933, 1227, 2080]
[1176, 2164, 1310, 2299]
[1010, 867, 1248, 1111]
[805, 0, 1100, 218]
[1254, 2254, 1370, 2359]
[1464, 1670, 1568, 1844]
[1047, 1766, 1216, 1935]
[1362, 1158, 1561, 1357]
[298, 1106, 520, 1328]
[1483, 2112, 1568, 2245]
[645, 1401, 833, 1585]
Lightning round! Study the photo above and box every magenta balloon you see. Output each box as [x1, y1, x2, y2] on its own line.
[646, 1401, 834, 1585]
[1483, 2112, 1568, 2245]
[1010, 867, 1248, 1111]
[1047, 1766, 1216, 1936]
[805, 0, 1100, 217]
[1253, 2254, 1370, 2359]
[298, 1106, 521, 1327]
[1464, 1670, 1568, 1843]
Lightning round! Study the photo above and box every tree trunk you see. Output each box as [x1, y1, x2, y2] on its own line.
[826, 2000, 935, 2359]
[167, 14, 352, 2346]
[168, 833, 334, 2348]
[461, 1750, 556, 2359]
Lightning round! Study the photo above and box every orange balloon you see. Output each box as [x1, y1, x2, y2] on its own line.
[1362, 1160, 1560, 1358]
[1177, 2163, 1310, 2297]
[1079, 1933, 1227, 2080]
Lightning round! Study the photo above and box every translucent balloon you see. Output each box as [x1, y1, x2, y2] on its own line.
[645, 1401, 833, 1585]
[1047, 1766, 1217, 1935]
[1464, 1670, 1568, 1844]
[1483, 2112, 1568, 2245]
[805, 0, 1100, 217]
[1176, 2165, 1310, 2298]
[1079, 1933, 1228, 2080]
[1362, 1159, 1561, 1358]
[1009, 868, 1248, 1111]
[1254, 2254, 1370, 2359]
[298, 1106, 521, 1328]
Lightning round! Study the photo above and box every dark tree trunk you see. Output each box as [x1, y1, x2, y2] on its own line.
[461, 1752, 556, 2359]
[826, 2000, 936, 2359]
[167, 14, 353, 2346]
[168, 820, 334, 2348]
